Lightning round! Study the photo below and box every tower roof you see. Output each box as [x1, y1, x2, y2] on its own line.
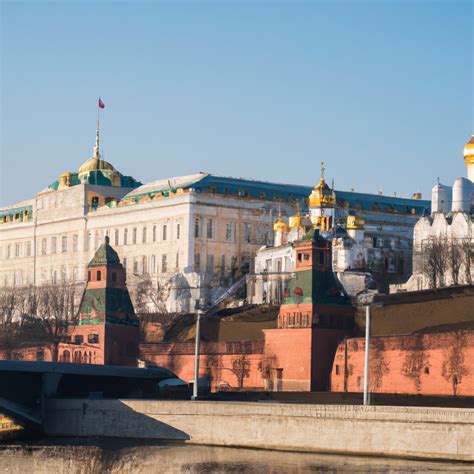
[89, 236, 121, 267]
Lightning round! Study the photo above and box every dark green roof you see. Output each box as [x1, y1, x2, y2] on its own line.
[89, 236, 121, 267]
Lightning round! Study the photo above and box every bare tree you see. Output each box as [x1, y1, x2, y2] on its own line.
[35, 282, 78, 361]
[231, 354, 251, 390]
[0, 286, 22, 358]
[135, 277, 171, 315]
[448, 239, 463, 286]
[420, 236, 449, 288]
[442, 331, 469, 396]
[461, 236, 472, 285]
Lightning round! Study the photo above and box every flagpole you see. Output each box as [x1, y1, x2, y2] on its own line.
[97, 98, 100, 164]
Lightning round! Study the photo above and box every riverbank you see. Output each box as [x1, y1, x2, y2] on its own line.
[0, 439, 472, 473]
[44, 399, 474, 462]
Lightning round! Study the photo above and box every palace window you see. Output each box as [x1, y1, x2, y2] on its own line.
[74, 335, 84, 345]
[51, 237, 57, 254]
[162, 254, 168, 273]
[41, 239, 47, 255]
[142, 226, 147, 243]
[26, 241, 31, 257]
[194, 217, 200, 238]
[124, 228, 128, 245]
[152, 225, 157, 242]
[15, 243, 21, 258]
[88, 271, 91, 281]
[176, 223, 181, 240]
[73, 235, 78, 253]
[163, 224, 168, 241]
[133, 259, 138, 274]
[207, 218, 214, 239]
[206, 254, 214, 271]
[175, 252, 179, 269]
[243, 223, 251, 243]
[88, 334, 99, 344]
[115, 229, 119, 246]
[141, 256, 147, 274]
[133, 227, 137, 244]
[62, 236, 67, 253]
[97, 270, 102, 281]
[151, 255, 156, 273]
[194, 253, 200, 272]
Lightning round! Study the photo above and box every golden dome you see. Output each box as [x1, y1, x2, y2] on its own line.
[59, 171, 72, 177]
[308, 161, 336, 208]
[464, 135, 474, 165]
[78, 157, 117, 175]
[273, 216, 290, 233]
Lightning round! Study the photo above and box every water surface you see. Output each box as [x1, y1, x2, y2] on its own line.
[0, 439, 471, 473]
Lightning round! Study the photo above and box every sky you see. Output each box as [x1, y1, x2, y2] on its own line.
[1, 0, 473, 207]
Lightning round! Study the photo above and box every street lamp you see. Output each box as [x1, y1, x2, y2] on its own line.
[192, 299, 204, 400]
[358, 294, 383, 406]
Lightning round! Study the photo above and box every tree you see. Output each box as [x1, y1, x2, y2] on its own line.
[448, 239, 463, 286]
[135, 277, 171, 315]
[420, 236, 449, 288]
[35, 281, 78, 361]
[0, 286, 22, 358]
[460, 236, 472, 285]
[442, 331, 469, 396]
[231, 354, 251, 390]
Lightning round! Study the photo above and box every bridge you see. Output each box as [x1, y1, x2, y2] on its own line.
[0, 360, 183, 435]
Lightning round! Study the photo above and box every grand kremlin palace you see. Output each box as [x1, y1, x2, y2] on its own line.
[0, 127, 429, 312]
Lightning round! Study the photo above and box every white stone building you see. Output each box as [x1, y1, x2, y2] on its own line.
[248, 163, 427, 303]
[395, 135, 474, 291]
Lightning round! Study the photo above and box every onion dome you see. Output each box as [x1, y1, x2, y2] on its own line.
[289, 200, 305, 230]
[308, 161, 336, 208]
[464, 135, 474, 165]
[273, 215, 290, 233]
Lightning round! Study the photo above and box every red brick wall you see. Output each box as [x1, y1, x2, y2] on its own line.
[263, 328, 312, 391]
[330, 330, 474, 396]
[140, 341, 265, 391]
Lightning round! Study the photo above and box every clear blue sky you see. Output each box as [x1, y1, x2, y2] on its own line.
[1, 0, 472, 206]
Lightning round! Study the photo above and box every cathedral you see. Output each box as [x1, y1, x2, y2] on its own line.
[1, 117, 429, 312]
[397, 135, 474, 291]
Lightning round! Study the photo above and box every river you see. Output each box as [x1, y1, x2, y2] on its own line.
[0, 439, 471, 473]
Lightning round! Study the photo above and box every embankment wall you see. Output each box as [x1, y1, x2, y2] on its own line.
[44, 399, 474, 462]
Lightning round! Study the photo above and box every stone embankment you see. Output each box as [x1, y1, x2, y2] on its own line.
[44, 399, 474, 462]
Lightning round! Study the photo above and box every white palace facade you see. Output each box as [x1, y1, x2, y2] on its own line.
[1, 123, 430, 312]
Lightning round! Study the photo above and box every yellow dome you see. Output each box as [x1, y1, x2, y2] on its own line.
[78, 157, 117, 175]
[308, 161, 336, 208]
[59, 171, 72, 177]
[464, 135, 474, 165]
[308, 178, 335, 208]
[273, 216, 289, 233]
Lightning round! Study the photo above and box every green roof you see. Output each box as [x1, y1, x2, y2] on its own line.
[89, 236, 121, 267]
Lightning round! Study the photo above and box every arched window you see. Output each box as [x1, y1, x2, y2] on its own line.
[62, 350, 70, 363]
[97, 270, 102, 281]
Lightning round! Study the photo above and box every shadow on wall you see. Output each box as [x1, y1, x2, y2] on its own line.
[44, 399, 190, 441]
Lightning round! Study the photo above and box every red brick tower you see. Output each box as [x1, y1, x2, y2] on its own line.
[263, 229, 354, 391]
[60, 236, 139, 366]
